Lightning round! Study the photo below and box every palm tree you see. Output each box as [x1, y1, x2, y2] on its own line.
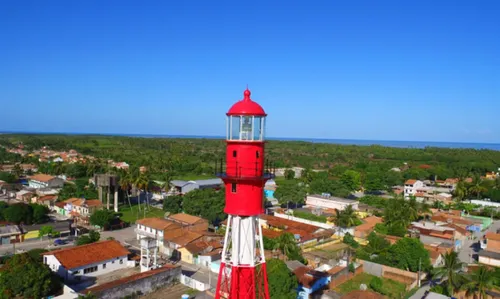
[468, 176, 487, 200]
[273, 232, 297, 260]
[334, 205, 358, 228]
[161, 172, 173, 195]
[12, 164, 23, 179]
[453, 180, 468, 202]
[406, 197, 419, 221]
[135, 172, 150, 210]
[432, 251, 465, 296]
[119, 172, 132, 209]
[461, 266, 498, 299]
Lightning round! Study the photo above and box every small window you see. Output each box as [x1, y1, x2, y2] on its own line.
[44, 257, 47, 264]
[256, 151, 260, 158]
[120, 259, 123, 264]
[112, 260, 115, 264]
[233, 150, 237, 158]
[231, 183, 237, 193]
[103, 263, 106, 269]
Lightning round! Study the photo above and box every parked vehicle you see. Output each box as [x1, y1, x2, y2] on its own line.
[53, 239, 66, 246]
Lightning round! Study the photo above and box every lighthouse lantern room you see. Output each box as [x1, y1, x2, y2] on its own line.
[215, 89, 273, 299]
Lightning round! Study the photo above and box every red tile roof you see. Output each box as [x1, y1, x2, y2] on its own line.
[43, 240, 130, 270]
[486, 232, 500, 242]
[30, 174, 56, 182]
[136, 218, 177, 230]
[36, 195, 57, 202]
[405, 179, 417, 185]
[168, 213, 205, 225]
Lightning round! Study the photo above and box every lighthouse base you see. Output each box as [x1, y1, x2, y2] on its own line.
[215, 215, 270, 299]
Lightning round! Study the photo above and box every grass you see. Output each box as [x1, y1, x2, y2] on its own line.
[335, 273, 407, 298]
[172, 174, 216, 181]
[119, 204, 165, 223]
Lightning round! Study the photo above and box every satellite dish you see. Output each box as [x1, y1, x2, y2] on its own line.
[164, 212, 171, 219]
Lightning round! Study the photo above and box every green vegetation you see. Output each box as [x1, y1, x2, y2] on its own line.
[181, 188, 225, 224]
[382, 196, 429, 237]
[356, 233, 431, 273]
[266, 258, 298, 299]
[76, 230, 100, 246]
[272, 232, 307, 264]
[332, 205, 360, 228]
[335, 273, 406, 298]
[358, 195, 387, 209]
[0, 252, 62, 298]
[162, 195, 183, 214]
[120, 204, 165, 223]
[343, 233, 359, 248]
[292, 210, 328, 223]
[89, 209, 116, 228]
[0, 203, 49, 224]
[432, 251, 466, 297]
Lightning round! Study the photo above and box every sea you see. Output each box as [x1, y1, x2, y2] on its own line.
[2, 132, 498, 151]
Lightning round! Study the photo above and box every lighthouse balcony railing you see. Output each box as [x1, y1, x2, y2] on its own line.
[214, 159, 275, 180]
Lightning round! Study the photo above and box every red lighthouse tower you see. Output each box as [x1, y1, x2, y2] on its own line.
[215, 89, 273, 299]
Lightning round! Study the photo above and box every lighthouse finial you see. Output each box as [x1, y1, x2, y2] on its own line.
[243, 86, 251, 100]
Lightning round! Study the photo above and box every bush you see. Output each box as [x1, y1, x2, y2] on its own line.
[343, 233, 359, 248]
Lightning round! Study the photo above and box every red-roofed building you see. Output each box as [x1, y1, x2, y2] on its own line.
[43, 240, 132, 282]
[404, 179, 424, 198]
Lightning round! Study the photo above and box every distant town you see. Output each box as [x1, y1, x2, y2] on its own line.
[1, 138, 500, 299]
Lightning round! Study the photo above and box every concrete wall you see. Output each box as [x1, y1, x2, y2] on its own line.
[361, 260, 383, 277]
[358, 260, 425, 291]
[273, 212, 334, 230]
[87, 266, 181, 299]
[479, 256, 500, 267]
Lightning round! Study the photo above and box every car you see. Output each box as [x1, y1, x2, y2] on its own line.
[53, 239, 66, 246]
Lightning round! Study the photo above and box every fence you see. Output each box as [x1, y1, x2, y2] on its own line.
[359, 260, 426, 290]
[273, 212, 335, 230]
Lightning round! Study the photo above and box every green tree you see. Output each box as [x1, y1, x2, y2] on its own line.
[461, 266, 498, 299]
[31, 204, 49, 223]
[432, 251, 465, 297]
[340, 170, 361, 191]
[27, 248, 48, 263]
[0, 253, 61, 298]
[274, 180, 306, 207]
[266, 259, 298, 299]
[119, 171, 133, 209]
[12, 163, 23, 179]
[332, 205, 359, 228]
[4, 203, 33, 224]
[453, 180, 468, 201]
[89, 230, 100, 242]
[343, 232, 359, 248]
[468, 175, 487, 200]
[274, 232, 297, 259]
[89, 209, 115, 228]
[38, 225, 54, 240]
[386, 237, 431, 272]
[364, 171, 385, 192]
[182, 188, 226, 224]
[284, 169, 295, 180]
[163, 195, 183, 214]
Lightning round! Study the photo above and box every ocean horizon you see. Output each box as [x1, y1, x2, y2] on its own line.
[1, 131, 500, 151]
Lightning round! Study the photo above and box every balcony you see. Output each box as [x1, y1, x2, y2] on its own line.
[135, 228, 159, 240]
[214, 159, 275, 181]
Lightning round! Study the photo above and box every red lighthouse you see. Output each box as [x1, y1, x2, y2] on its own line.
[215, 89, 273, 299]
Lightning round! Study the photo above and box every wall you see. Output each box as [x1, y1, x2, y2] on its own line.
[358, 260, 425, 291]
[329, 265, 364, 288]
[479, 256, 500, 267]
[273, 212, 334, 230]
[305, 196, 359, 211]
[85, 266, 181, 299]
[420, 235, 454, 247]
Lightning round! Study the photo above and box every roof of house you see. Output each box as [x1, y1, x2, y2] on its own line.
[55, 202, 65, 208]
[43, 240, 130, 270]
[63, 198, 102, 208]
[285, 260, 306, 272]
[36, 195, 57, 202]
[168, 213, 205, 225]
[184, 240, 222, 255]
[485, 232, 500, 242]
[29, 174, 56, 182]
[293, 266, 329, 288]
[136, 217, 177, 230]
[260, 214, 322, 234]
[341, 290, 384, 299]
[170, 231, 203, 247]
[405, 179, 417, 185]
[82, 265, 179, 294]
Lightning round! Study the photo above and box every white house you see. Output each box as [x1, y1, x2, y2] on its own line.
[404, 179, 425, 198]
[136, 217, 179, 253]
[43, 240, 132, 282]
[29, 174, 64, 189]
[305, 194, 359, 211]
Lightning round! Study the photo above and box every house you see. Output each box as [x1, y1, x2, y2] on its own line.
[55, 202, 67, 216]
[479, 232, 500, 267]
[354, 216, 383, 238]
[31, 194, 58, 209]
[292, 266, 331, 298]
[29, 174, 64, 189]
[63, 198, 103, 224]
[164, 230, 204, 259]
[43, 240, 132, 282]
[259, 214, 330, 246]
[411, 222, 462, 251]
[165, 213, 209, 232]
[136, 217, 180, 253]
[305, 194, 359, 211]
[178, 240, 222, 265]
[404, 180, 425, 198]
[0, 224, 23, 245]
[424, 243, 452, 267]
[16, 190, 34, 202]
[170, 178, 223, 195]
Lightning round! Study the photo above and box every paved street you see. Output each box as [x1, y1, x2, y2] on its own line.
[458, 218, 500, 263]
[0, 237, 73, 256]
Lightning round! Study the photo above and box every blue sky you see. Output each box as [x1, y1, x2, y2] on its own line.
[1, 0, 499, 143]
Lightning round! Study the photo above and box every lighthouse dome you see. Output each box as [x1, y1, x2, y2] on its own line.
[226, 89, 266, 116]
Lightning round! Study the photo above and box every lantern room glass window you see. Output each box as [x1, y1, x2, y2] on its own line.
[227, 115, 266, 141]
